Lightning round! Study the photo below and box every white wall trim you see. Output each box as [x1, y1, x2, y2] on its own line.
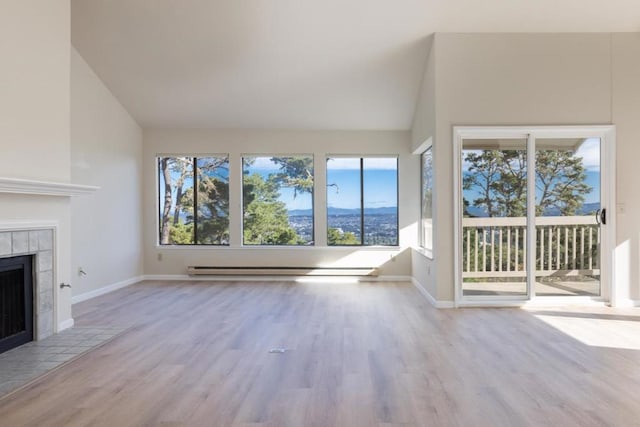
[411, 278, 455, 308]
[58, 318, 74, 332]
[0, 220, 59, 232]
[0, 177, 99, 197]
[609, 298, 640, 308]
[72, 275, 144, 304]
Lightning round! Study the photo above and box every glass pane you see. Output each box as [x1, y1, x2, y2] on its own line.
[196, 157, 230, 245]
[421, 148, 433, 251]
[363, 157, 398, 246]
[461, 139, 528, 296]
[158, 157, 194, 245]
[534, 138, 601, 296]
[242, 156, 314, 245]
[327, 158, 362, 245]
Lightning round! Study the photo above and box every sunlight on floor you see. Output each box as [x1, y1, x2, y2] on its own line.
[532, 310, 640, 351]
[294, 276, 360, 284]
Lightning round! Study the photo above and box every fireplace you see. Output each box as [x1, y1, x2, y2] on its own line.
[0, 228, 55, 344]
[0, 255, 34, 354]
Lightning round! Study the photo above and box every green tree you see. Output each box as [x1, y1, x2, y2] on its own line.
[463, 149, 591, 217]
[270, 156, 314, 197]
[463, 150, 503, 216]
[242, 173, 303, 245]
[159, 157, 194, 244]
[535, 150, 590, 216]
[327, 227, 359, 245]
[197, 175, 229, 244]
[169, 222, 194, 244]
[196, 158, 230, 244]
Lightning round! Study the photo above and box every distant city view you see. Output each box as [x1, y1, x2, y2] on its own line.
[288, 210, 398, 246]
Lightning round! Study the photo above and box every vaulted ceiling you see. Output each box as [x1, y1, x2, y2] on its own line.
[71, 1, 640, 130]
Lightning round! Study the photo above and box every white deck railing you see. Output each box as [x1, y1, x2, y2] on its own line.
[462, 216, 600, 278]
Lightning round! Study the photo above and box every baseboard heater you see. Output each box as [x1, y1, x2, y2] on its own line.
[187, 266, 379, 277]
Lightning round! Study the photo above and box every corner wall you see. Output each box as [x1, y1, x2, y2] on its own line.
[70, 47, 144, 301]
[611, 33, 640, 301]
[0, 1, 73, 327]
[410, 37, 437, 299]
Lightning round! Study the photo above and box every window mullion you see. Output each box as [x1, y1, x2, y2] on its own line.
[360, 157, 364, 246]
[193, 157, 198, 245]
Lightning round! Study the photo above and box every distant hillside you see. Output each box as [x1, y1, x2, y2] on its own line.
[466, 202, 600, 218]
[289, 207, 397, 216]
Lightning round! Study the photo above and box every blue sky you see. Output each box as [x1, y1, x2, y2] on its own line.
[245, 157, 313, 211]
[246, 157, 398, 211]
[327, 157, 398, 210]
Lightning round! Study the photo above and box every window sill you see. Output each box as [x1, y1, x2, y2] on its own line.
[156, 244, 402, 251]
[413, 246, 433, 260]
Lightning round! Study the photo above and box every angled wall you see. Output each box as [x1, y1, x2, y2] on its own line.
[70, 47, 144, 302]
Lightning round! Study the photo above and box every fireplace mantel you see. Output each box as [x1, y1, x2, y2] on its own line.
[0, 177, 99, 197]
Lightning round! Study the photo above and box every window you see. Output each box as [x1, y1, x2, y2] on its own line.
[158, 156, 229, 245]
[421, 147, 433, 252]
[242, 156, 314, 245]
[326, 157, 398, 246]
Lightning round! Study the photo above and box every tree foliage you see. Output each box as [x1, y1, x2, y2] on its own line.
[242, 173, 304, 245]
[327, 227, 360, 245]
[159, 157, 229, 245]
[463, 149, 591, 217]
[242, 156, 314, 245]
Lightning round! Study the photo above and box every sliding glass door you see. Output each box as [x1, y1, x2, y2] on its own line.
[534, 138, 601, 297]
[455, 127, 612, 304]
[461, 138, 529, 298]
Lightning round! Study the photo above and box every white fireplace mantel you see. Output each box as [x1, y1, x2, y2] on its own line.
[0, 177, 99, 197]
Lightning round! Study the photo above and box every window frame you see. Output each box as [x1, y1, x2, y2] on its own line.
[325, 155, 399, 247]
[240, 154, 315, 247]
[420, 146, 434, 255]
[157, 154, 230, 246]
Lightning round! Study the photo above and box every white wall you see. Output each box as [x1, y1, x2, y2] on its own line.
[143, 129, 418, 277]
[70, 47, 144, 301]
[413, 33, 640, 303]
[0, 1, 73, 326]
[612, 33, 640, 301]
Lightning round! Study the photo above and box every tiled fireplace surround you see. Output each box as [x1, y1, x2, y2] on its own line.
[0, 228, 56, 340]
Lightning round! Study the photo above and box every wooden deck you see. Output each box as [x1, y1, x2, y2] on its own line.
[0, 279, 639, 426]
[463, 278, 600, 296]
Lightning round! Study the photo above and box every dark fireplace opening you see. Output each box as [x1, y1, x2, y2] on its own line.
[0, 255, 34, 354]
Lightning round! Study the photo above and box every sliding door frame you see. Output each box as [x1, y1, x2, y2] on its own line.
[453, 125, 616, 307]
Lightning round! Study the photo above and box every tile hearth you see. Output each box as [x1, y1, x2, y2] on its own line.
[0, 326, 127, 398]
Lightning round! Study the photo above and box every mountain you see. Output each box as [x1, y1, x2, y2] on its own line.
[288, 207, 397, 216]
[465, 202, 600, 218]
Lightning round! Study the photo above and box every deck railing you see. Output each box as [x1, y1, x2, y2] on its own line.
[462, 216, 600, 279]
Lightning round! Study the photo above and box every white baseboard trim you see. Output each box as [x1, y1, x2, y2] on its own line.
[609, 298, 640, 308]
[72, 275, 144, 304]
[411, 278, 455, 308]
[143, 274, 413, 283]
[58, 318, 74, 332]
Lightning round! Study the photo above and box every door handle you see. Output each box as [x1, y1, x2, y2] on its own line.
[595, 208, 606, 225]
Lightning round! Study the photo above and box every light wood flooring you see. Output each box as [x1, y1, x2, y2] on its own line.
[0, 279, 639, 426]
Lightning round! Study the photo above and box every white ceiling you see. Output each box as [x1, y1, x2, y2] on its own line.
[71, 1, 640, 130]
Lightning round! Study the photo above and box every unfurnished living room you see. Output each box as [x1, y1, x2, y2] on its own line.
[1, 1, 640, 426]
